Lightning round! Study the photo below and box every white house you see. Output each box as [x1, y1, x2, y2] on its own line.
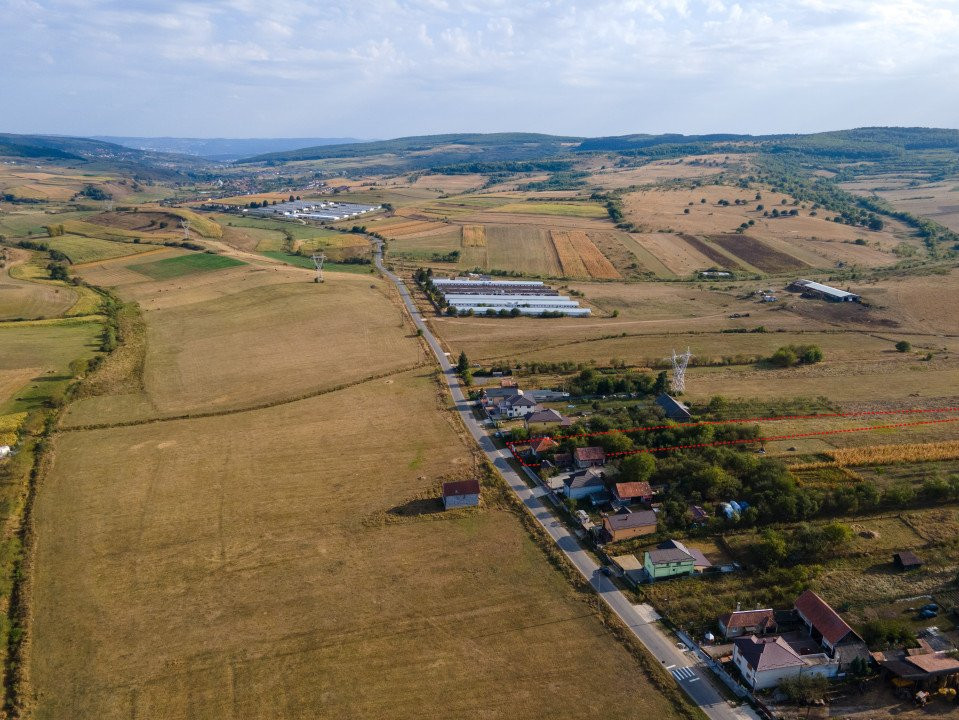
[498, 395, 538, 418]
[442, 479, 480, 510]
[733, 635, 837, 690]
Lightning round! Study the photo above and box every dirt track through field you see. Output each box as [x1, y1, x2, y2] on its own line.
[59, 361, 430, 432]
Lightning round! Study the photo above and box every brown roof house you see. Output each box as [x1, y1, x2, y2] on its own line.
[524, 408, 567, 431]
[442, 479, 480, 510]
[794, 590, 868, 668]
[612, 481, 653, 504]
[719, 609, 777, 639]
[573, 446, 606, 469]
[603, 509, 657, 542]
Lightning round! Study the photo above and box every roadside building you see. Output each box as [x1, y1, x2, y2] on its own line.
[794, 590, 868, 667]
[643, 543, 696, 581]
[499, 394, 538, 418]
[604, 510, 658, 542]
[611, 481, 653, 504]
[656, 393, 692, 422]
[524, 408, 567, 431]
[441, 479, 480, 510]
[719, 609, 777, 640]
[563, 468, 608, 500]
[573, 446, 606, 469]
[733, 635, 836, 690]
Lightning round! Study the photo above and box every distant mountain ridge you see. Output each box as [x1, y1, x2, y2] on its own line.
[92, 136, 364, 161]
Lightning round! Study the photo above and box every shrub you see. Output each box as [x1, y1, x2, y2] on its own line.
[895, 340, 911, 353]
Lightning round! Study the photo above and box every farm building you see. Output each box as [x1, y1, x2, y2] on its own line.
[432, 278, 591, 317]
[893, 550, 923, 570]
[656, 393, 692, 422]
[573, 446, 606, 469]
[604, 510, 658, 542]
[719, 609, 777, 639]
[793, 590, 868, 667]
[788, 278, 861, 302]
[442, 479, 480, 510]
[732, 635, 837, 690]
[244, 200, 379, 220]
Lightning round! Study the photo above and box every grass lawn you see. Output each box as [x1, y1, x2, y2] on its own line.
[127, 252, 245, 280]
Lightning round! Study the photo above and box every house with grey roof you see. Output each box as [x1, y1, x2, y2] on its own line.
[733, 635, 837, 690]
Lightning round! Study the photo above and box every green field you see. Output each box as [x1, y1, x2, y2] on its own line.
[46, 234, 156, 264]
[210, 212, 331, 240]
[0, 317, 102, 413]
[260, 251, 373, 274]
[128, 252, 245, 280]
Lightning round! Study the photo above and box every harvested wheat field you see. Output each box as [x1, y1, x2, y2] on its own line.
[461, 224, 486, 247]
[29, 267, 686, 719]
[622, 185, 910, 269]
[550, 230, 620, 278]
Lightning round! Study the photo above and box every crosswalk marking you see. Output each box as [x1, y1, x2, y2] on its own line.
[671, 666, 697, 681]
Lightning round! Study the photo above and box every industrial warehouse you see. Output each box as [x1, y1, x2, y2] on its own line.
[431, 278, 591, 316]
[243, 199, 380, 221]
[788, 278, 861, 302]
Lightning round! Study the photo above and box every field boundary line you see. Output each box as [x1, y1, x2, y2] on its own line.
[58, 361, 431, 432]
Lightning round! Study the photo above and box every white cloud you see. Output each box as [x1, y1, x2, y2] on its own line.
[0, 0, 956, 136]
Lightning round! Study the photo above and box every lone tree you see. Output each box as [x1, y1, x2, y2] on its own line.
[895, 340, 912, 353]
[456, 351, 470, 375]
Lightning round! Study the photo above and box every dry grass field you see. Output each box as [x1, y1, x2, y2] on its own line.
[64, 266, 424, 425]
[29, 260, 687, 720]
[621, 185, 909, 271]
[842, 177, 959, 233]
[0, 248, 78, 320]
[585, 155, 747, 189]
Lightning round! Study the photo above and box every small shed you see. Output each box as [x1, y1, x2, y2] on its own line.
[442, 479, 480, 510]
[573, 446, 606, 468]
[894, 551, 923, 570]
[0, 446, 11, 460]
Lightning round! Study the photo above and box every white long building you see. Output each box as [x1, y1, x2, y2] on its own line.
[432, 278, 591, 316]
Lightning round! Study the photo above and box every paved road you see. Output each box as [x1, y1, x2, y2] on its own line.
[375, 249, 758, 720]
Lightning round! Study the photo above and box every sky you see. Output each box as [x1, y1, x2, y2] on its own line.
[2, 0, 958, 139]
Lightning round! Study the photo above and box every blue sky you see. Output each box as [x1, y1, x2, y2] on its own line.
[2, 0, 957, 138]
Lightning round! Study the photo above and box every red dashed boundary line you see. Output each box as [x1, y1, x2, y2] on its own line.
[505, 410, 959, 469]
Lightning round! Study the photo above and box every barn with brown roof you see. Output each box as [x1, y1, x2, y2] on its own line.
[794, 590, 867, 667]
[719, 609, 777, 639]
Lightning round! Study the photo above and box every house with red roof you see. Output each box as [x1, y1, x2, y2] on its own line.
[573, 446, 606, 469]
[611, 481, 653, 504]
[528, 436, 559, 457]
[794, 590, 868, 667]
